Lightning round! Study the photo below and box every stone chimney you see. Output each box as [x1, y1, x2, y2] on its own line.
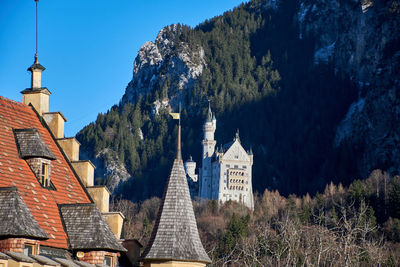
[21, 55, 51, 115]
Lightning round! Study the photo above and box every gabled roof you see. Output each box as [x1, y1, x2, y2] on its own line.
[142, 158, 211, 263]
[0, 96, 92, 248]
[59, 204, 126, 252]
[0, 187, 48, 239]
[221, 139, 251, 162]
[14, 128, 56, 160]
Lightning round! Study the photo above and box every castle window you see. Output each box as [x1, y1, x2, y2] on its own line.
[243, 165, 247, 169]
[41, 163, 49, 187]
[235, 155, 238, 159]
[104, 256, 114, 267]
[234, 165, 238, 168]
[226, 164, 230, 168]
[24, 243, 37, 256]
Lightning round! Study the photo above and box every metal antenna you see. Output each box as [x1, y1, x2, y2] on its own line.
[176, 102, 182, 160]
[35, 0, 39, 59]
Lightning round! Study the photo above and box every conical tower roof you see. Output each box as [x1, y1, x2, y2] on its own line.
[142, 123, 211, 264]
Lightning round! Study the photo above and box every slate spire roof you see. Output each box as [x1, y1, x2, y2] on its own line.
[142, 124, 211, 264]
[59, 204, 126, 252]
[0, 187, 48, 240]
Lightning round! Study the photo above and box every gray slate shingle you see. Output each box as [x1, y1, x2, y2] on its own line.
[6, 251, 36, 263]
[59, 204, 126, 252]
[142, 159, 211, 264]
[14, 128, 56, 160]
[0, 187, 48, 239]
[30, 255, 59, 266]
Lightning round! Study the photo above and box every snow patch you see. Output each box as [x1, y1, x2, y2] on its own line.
[334, 98, 365, 146]
[362, 0, 373, 13]
[314, 42, 336, 64]
[152, 98, 170, 115]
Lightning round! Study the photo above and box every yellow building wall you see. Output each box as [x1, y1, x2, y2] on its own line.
[87, 186, 110, 213]
[7, 260, 33, 267]
[57, 138, 80, 161]
[22, 92, 49, 115]
[71, 161, 94, 187]
[103, 212, 124, 239]
[43, 112, 66, 139]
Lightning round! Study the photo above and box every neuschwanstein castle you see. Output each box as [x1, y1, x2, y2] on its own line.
[184, 105, 254, 210]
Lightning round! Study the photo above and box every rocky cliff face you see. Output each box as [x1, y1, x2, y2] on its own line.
[79, 0, 400, 197]
[298, 0, 400, 177]
[119, 0, 399, 181]
[121, 24, 206, 113]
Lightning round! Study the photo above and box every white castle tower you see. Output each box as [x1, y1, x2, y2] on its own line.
[198, 103, 216, 199]
[192, 104, 254, 210]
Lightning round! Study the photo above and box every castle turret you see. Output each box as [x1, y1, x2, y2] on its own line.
[184, 156, 198, 182]
[202, 103, 216, 157]
[199, 103, 217, 199]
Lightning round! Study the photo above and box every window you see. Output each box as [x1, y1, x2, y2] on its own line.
[41, 162, 49, 187]
[104, 256, 114, 267]
[243, 165, 247, 169]
[234, 165, 238, 168]
[24, 243, 36, 256]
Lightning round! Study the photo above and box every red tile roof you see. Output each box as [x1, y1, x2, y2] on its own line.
[0, 96, 91, 249]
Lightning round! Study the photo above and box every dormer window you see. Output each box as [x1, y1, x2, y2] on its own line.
[41, 162, 50, 187]
[14, 128, 57, 189]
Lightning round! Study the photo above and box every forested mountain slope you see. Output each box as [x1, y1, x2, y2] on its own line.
[76, 0, 400, 201]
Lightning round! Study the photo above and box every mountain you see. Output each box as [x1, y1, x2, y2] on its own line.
[76, 0, 400, 201]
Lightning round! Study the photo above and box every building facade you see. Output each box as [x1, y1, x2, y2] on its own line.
[187, 105, 254, 210]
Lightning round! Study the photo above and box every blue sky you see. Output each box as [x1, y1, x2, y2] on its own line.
[0, 0, 245, 136]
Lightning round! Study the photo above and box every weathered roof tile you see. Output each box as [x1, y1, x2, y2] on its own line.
[59, 204, 126, 252]
[0, 187, 48, 239]
[142, 159, 211, 263]
[14, 128, 56, 160]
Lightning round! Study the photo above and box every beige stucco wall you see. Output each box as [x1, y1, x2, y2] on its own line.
[22, 92, 49, 115]
[0, 259, 7, 267]
[71, 161, 94, 187]
[57, 138, 80, 161]
[143, 261, 206, 267]
[103, 212, 124, 239]
[87, 186, 110, 213]
[31, 70, 42, 89]
[43, 112, 66, 139]
[7, 260, 33, 267]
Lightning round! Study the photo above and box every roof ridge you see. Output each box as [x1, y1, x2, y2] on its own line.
[0, 96, 28, 108]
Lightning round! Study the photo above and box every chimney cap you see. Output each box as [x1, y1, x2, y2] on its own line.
[27, 55, 45, 72]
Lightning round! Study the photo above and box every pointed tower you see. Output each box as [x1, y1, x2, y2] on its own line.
[141, 114, 211, 266]
[199, 102, 217, 199]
